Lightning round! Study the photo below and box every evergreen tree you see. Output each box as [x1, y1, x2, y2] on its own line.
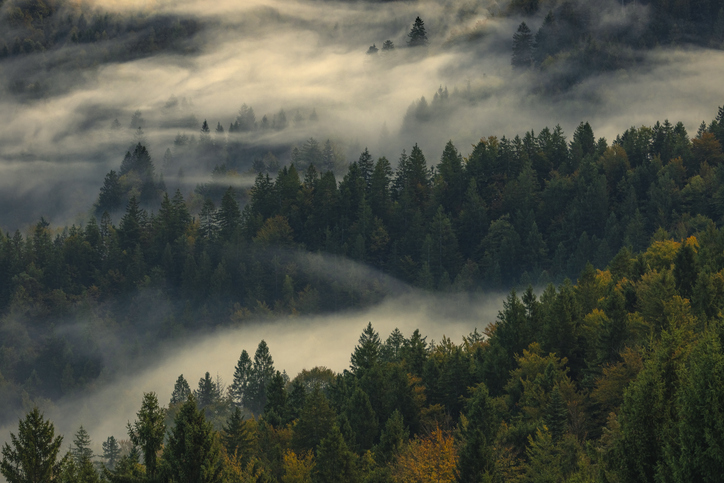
[264, 371, 289, 426]
[407, 17, 428, 47]
[545, 386, 568, 442]
[456, 383, 497, 483]
[195, 372, 221, 409]
[350, 323, 381, 374]
[292, 385, 337, 454]
[512, 22, 533, 68]
[222, 407, 255, 465]
[102, 436, 121, 470]
[1, 408, 67, 483]
[71, 426, 94, 465]
[247, 340, 276, 414]
[96, 170, 123, 215]
[127, 392, 165, 480]
[381, 40, 395, 51]
[314, 425, 358, 483]
[170, 374, 192, 405]
[216, 187, 242, 241]
[161, 395, 223, 483]
[230, 350, 253, 408]
[375, 410, 408, 464]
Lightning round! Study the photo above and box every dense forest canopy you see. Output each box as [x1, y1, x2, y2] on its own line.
[0, 104, 723, 431]
[1, 0, 724, 481]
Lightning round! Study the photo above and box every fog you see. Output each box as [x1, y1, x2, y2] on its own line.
[1, 0, 723, 231]
[0, 289, 504, 453]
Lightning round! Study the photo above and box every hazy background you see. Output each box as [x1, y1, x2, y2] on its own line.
[0, 289, 504, 453]
[1, 0, 724, 231]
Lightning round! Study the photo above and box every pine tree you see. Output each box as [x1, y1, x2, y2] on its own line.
[545, 386, 568, 442]
[375, 410, 408, 464]
[1, 408, 67, 483]
[264, 371, 289, 426]
[247, 340, 276, 414]
[195, 372, 221, 409]
[170, 374, 192, 405]
[350, 323, 381, 374]
[71, 426, 94, 465]
[102, 436, 121, 470]
[314, 425, 359, 483]
[456, 383, 497, 482]
[127, 392, 165, 480]
[96, 170, 123, 215]
[222, 407, 255, 465]
[216, 187, 241, 241]
[230, 350, 253, 407]
[382, 40, 395, 51]
[161, 395, 223, 483]
[512, 22, 533, 68]
[407, 17, 429, 47]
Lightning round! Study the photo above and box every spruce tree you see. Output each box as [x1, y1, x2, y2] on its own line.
[161, 395, 223, 483]
[407, 17, 429, 47]
[230, 350, 253, 408]
[545, 386, 568, 442]
[247, 340, 276, 414]
[1, 408, 67, 483]
[102, 436, 121, 470]
[127, 392, 165, 480]
[170, 374, 192, 405]
[350, 323, 381, 374]
[71, 426, 94, 465]
[221, 407, 255, 465]
[314, 425, 358, 483]
[512, 22, 533, 68]
[195, 372, 221, 409]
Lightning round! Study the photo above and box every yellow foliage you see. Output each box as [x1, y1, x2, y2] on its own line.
[643, 239, 681, 272]
[393, 426, 457, 483]
[282, 450, 315, 483]
[684, 235, 699, 250]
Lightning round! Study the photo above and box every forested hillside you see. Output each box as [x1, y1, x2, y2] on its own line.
[0, 106, 723, 428]
[5, 231, 724, 482]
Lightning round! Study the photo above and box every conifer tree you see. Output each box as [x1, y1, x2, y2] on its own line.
[102, 436, 121, 470]
[222, 407, 255, 465]
[512, 22, 533, 68]
[350, 323, 381, 374]
[407, 17, 428, 47]
[71, 426, 94, 465]
[161, 395, 223, 483]
[545, 386, 568, 442]
[314, 425, 359, 483]
[170, 374, 192, 405]
[195, 372, 221, 409]
[230, 350, 253, 408]
[1, 408, 66, 483]
[127, 392, 165, 480]
[247, 340, 276, 414]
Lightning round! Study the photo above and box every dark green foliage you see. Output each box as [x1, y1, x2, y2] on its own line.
[292, 385, 337, 454]
[314, 425, 359, 483]
[350, 323, 381, 374]
[1, 408, 66, 483]
[230, 350, 253, 408]
[171, 374, 192, 405]
[221, 407, 255, 465]
[407, 17, 428, 47]
[102, 436, 121, 470]
[456, 384, 497, 482]
[247, 341, 275, 414]
[195, 372, 222, 409]
[127, 392, 165, 480]
[162, 395, 223, 483]
[512, 22, 533, 68]
[71, 426, 94, 465]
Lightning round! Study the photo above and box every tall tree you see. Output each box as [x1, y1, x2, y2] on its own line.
[230, 350, 253, 408]
[1, 408, 67, 483]
[102, 436, 121, 470]
[170, 374, 192, 405]
[71, 426, 94, 465]
[127, 392, 165, 480]
[407, 17, 429, 46]
[512, 22, 533, 68]
[161, 395, 223, 483]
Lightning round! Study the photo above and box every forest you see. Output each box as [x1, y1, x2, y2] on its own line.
[4, 234, 724, 482]
[1, 105, 724, 481]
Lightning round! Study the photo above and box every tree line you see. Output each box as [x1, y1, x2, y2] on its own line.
[0, 105, 723, 425]
[5, 228, 724, 482]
